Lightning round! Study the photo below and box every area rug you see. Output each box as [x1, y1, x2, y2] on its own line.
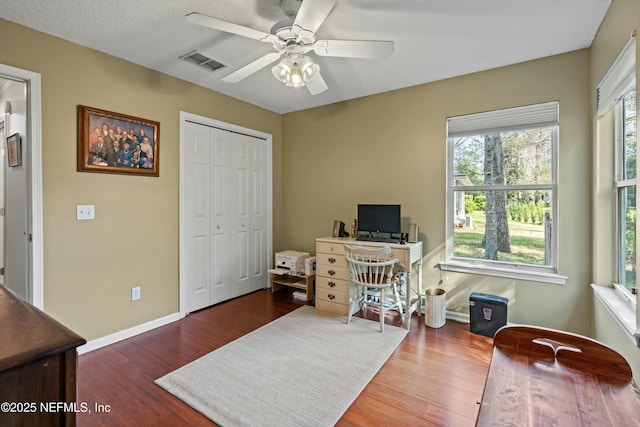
[155, 305, 407, 427]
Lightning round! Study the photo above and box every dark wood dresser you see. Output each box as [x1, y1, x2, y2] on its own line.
[0, 284, 86, 426]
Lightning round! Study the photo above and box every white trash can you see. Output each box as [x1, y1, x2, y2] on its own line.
[424, 288, 446, 328]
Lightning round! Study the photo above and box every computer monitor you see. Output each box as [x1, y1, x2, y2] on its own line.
[357, 204, 401, 236]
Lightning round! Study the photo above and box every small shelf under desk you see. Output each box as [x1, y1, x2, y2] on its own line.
[270, 272, 315, 302]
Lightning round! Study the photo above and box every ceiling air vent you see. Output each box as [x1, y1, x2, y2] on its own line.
[180, 51, 225, 72]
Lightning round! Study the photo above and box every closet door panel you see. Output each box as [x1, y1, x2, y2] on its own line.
[210, 132, 233, 304]
[183, 123, 211, 313]
[231, 135, 251, 297]
[250, 142, 268, 291]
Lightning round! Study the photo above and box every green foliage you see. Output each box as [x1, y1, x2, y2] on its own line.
[626, 207, 636, 259]
[507, 202, 523, 222]
[474, 195, 486, 211]
[464, 195, 476, 214]
[507, 201, 548, 224]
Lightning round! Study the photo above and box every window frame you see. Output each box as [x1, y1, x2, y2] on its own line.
[593, 35, 639, 347]
[440, 103, 567, 285]
[614, 92, 637, 296]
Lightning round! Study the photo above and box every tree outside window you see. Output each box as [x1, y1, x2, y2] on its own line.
[444, 102, 560, 281]
[452, 128, 553, 266]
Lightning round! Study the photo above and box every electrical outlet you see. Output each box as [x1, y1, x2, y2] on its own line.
[131, 286, 141, 301]
[76, 204, 95, 220]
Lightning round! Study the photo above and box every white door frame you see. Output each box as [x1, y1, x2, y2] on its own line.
[179, 111, 272, 317]
[0, 64, 43, 309]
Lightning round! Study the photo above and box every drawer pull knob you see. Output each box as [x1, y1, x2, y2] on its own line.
[328, 281, 336, 288]
[328, 270, 336, 276]
[328, 293, 335, 300]
[329, 257, 336, 263]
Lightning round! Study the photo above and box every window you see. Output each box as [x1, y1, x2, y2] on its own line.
[593, 35, 638, 346]
[616, 90, 637, 294]
[441, 102, 566, 284]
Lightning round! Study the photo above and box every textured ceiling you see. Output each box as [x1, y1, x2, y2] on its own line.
[0, 0, 611, 114]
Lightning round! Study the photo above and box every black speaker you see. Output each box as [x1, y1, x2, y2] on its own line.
[332, 220, 345, 237]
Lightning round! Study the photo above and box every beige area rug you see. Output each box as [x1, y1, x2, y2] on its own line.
[155, 305, 407, 427]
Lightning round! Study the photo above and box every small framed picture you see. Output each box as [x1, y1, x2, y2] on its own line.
[6, 133, 21, 167]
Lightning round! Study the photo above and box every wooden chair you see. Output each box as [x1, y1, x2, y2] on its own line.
[344, 244, 402, 332]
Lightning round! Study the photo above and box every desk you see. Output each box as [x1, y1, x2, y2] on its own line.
[315, 236, 422, 330]
[477, 325, 640, 426]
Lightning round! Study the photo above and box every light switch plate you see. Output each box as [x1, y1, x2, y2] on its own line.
[76, 205, 95, 220]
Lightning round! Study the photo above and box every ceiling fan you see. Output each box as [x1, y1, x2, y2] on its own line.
[186, 0, 394, 95]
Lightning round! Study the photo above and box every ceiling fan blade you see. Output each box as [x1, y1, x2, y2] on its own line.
[222, 52, 283, 83]
[306, 73, 328, 95]
[186, 12, 278, 43]
[293, 0, 336, 35]
[313, 40, 394, 59]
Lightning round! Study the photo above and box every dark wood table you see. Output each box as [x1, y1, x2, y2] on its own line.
[477, 325, 640, 426]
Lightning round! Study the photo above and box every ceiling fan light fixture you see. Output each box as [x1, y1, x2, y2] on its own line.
[302, 61, 320, 82]
[272, 54, 319, 88]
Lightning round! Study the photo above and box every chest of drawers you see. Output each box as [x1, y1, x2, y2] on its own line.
[0, 284, 86, 426]
[315, 240, 352, 315]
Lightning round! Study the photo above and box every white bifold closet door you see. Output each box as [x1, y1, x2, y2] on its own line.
[183, 120, 268, 313]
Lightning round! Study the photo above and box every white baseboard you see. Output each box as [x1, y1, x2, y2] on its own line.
[418, 307, 470, 324]
[446, 310, 470, 324]
[78, 312, 182, 355]
[78, 308, 469, 355]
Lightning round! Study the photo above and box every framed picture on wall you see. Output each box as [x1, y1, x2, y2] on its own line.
[77, 105, 160, 177]
[6, 133, 21, 167]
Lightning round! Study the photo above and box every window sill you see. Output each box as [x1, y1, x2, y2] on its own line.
[438, 260, 568, 285]
[592, 283, 640, 347]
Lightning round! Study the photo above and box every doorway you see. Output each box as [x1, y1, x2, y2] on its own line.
[0, 65, 43, 308]
[0, 117, 5, 283]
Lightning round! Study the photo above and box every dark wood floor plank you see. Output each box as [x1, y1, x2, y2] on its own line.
[78, 289, 492, 426]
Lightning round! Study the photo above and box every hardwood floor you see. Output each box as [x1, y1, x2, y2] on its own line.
[77, 289, 493, 426]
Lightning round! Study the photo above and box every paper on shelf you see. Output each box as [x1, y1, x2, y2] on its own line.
[268, 268, 290, 275]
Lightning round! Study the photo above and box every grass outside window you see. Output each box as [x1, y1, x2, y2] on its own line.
[453, 211, 546, 265]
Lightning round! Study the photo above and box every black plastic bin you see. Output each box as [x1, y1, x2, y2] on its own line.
[469, 292, 508, 338]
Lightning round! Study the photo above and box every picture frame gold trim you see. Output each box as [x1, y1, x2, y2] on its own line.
[77, 105, 160, 177]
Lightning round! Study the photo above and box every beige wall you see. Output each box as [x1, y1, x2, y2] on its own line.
[282, 49, 592, 335]
[589, 0, 640, 384]
[1, 1, 638, 382]
[0, 19, 282, 340]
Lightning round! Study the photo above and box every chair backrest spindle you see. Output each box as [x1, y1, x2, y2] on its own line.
[344, 245, 398, 288]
